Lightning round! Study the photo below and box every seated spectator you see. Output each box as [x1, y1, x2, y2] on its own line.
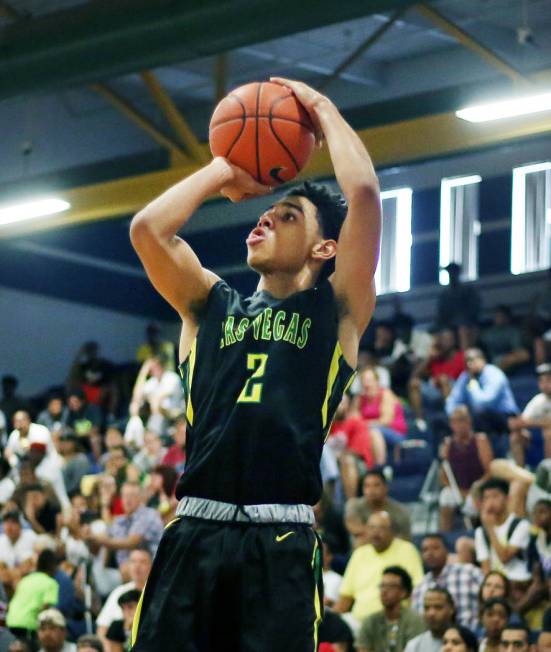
[509, 363, 551, 466]
[0, 510, 36, 568]
[58, 433, 89, 496]
[478, 571, 510, 615]
[404, 587, 456, 652]
[317, 610, 354, 652]
[328, 395, 386, 499]
[27, 443, 70, 512]
[350, 352, 391, 394]
[412, 534, 483, 631]
[6, 549, 59, 637]
[0, 459, 16, 506]
[539, 631, 551, 652]
[499, 624, 532, 652]
[95, 546, 152, 642]
[322, 539, 343, 608]
[371, 322, 408, 371]
[344, 498, 370, 550]
[480, 305, 531, 375]
[525, 266, 551, 366]
[145, 465, 178, 520]
[346, 470, 412, 541]
[313, 491, 350, 557]
[132, 431, 167, 475]
[37, 397, 66, 435]
[136, 323, 176, 372]
[103, 447, 139, 491]
[105, 589, 141, 652]
[88, 482, 163, 569]
[161, 418, 186, 472]
[5, 412, 55, 467]
[436, 262, 481, 350]
[76, 636, 104, 652]
[441, 625, 478, 652]
[335, 512, 423, 632]
[36, 608, 76, 652]
[66, 342, 116, 416]
[63, 391, 102, 437]
[439, 406, 493, 531]
[409, 328, 465, 428]
[356, 566, 425, 652]
[356, 368, 407, 452]
[475, 479, 531, 582]
[8, 640, 32, 652]
[446, 348, 519, 436]
[125, 356, 183, 446]
[0, 626, 15, 651]
[22, 484, 61, 535]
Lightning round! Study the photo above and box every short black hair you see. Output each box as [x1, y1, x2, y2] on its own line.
[479, 478, 509, 498]
[382, 566, 413, 596]
[285, 181, 347, 282]
[501, 623, 531, 643]
[118, 589, 142, 606]
[535, 499, 551, 510]
[364, 469, 387, 485]
[37, 549, 58, 575]
[480, 597, 512, 618]
[77, 635, 104, 652]
[425, 586, 456, 619]
[422, 533, 448, 549]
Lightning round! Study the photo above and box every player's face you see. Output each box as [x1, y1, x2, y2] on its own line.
[246, 196, 325, 277]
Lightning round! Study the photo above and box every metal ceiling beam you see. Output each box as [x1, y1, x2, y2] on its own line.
[0, 0, 418, 102]
[140, 71, 208, 164]
[90, 83, 189, 160]
[319, 7, 408, 91]
[3, 106, 551, 239]
[415, 4, 531, 86]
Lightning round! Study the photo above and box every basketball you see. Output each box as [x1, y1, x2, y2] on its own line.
[209, 81, 316, 186]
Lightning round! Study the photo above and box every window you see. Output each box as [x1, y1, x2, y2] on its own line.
[376, 188, 412, 294]
[511, 162, 551, 275]
[439, 175, 481, 285]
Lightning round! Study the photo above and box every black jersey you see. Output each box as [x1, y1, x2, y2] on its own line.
[175, 279, 355, 505]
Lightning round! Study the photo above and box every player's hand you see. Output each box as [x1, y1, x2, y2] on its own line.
[269, 77, 327, 145]
[217, 158, 272, 203]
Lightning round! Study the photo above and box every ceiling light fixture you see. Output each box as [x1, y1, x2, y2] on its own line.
[456, 91, 551, 123]
[0, 198, 70, 226]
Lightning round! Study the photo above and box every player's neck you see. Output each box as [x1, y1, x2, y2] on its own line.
[256, 270, 315, 299]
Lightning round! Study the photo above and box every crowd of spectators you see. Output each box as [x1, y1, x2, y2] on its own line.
[0, 267, 550, 652]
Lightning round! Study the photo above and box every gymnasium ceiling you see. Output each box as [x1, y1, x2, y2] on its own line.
[2, 0, 551, 319]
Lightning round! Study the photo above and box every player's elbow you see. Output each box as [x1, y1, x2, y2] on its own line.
[130, 211, 155, 250]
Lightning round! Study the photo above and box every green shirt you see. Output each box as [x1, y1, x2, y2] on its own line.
[356, 606, 426, 652]
[6, 572, 58, 631]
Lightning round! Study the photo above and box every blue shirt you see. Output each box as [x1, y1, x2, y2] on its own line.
[446, 363, 518, 415]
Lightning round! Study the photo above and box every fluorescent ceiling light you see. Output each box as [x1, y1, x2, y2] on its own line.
[456, 91, 551, 123]
[0, 198, 70, 226]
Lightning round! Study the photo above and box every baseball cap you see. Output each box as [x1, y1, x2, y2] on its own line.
[38, 608, 66, 628]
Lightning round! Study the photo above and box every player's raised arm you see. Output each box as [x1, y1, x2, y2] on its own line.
[130, 158, 271, 319]
[271, 78, 381, 339]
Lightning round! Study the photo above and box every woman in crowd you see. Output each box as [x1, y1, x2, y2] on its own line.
[478, 597, 511, 652]
[442, 625, 479, 652]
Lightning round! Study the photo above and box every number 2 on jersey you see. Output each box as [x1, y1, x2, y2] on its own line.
[237, 353, 268, 403]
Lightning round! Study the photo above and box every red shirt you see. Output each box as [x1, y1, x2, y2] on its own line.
[162, 445, 186, 469]
[428, 349, 465, 380]
[329, 417, 374, 468]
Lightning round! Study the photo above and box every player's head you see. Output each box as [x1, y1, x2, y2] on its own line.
[247, 181, 347, 284]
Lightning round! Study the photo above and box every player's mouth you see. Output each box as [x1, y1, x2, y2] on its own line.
[246, 228, 267, 246]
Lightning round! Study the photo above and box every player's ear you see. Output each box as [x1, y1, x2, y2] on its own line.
[311, 239, 337, 262]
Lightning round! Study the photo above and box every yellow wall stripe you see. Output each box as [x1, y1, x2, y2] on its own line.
[321, 343, 343, 428]
[185, 338, 197, 425]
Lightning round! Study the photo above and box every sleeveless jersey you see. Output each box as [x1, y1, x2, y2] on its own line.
[175, 279, 355, 505]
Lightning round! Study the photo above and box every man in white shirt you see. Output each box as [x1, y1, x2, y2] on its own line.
[509, 363, 551, 462]
[5, 411, 55, 466]
[95, 545, 152, 644]
[29, 443, 70, 512]
[475, 478, 531, 582]
[0, 509, 37, 568]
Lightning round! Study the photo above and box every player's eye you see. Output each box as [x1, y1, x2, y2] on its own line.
[282, 212, 296, 221]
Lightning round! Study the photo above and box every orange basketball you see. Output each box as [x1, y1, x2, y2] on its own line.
[209, 81, 316, 186]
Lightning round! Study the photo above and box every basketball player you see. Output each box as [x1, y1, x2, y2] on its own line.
[129, 78, 381, 651]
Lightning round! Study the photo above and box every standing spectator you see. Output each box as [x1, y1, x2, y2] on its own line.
[480, 306, 530, 375]
[0, 510, 37, 568]
[64, 391, 102, 437]
[509, 363, 551, 465]
[36, 608, 76, 652]
[409, 329, 465, 428]
[5, 412, 55, 467]
[37, 397, 66, 434]
[437, 262, 481, 350]
[412, 534, 483, 630]
[446, 348, 519, 436]
[95, 546, 152, 641]
[105, 589, 141, 652]
[59, 433, 89, 496]
[28, 443, 70, 512]
[356, 368, 408, 453]
[161, 418, 186, 471]
[66, 342, 116, 416]
[346, 470, 412, 541]
[136, 323, 176, 372]
[356, 566, 425, 652]
[475, 479, 531, 582]
[0, 459, 15, 506]
[404, 587, 456, 652]
[335, 512, 423, 632]
[439, 406, 493, 531]
[88, 482, 163, 567]
[0, 376, 28, 428]
[22, 484, 61, 535]
[6, 549, 59, 636]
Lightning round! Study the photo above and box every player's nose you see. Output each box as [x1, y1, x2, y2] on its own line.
[257, 213, 274, 229]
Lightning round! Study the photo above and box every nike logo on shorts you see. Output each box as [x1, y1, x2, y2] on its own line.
[275, 531, 295, 543]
